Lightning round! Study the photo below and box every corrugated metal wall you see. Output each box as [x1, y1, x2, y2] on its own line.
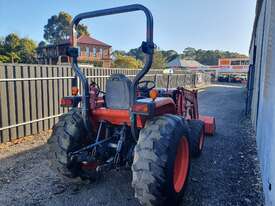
[249, 0, 275, 204]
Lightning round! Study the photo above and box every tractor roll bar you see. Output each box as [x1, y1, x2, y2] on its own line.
[71, 4, 153, 46]
[69, 4, 154, 134]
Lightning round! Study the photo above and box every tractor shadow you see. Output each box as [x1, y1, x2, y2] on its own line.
[0, 139, 139, 206]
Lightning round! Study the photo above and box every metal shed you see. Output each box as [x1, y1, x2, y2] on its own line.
[247, 0, 275, 204]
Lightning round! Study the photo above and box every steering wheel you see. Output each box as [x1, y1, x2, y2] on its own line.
[137, 80, 156, 93]
[90, 81, 105, 95]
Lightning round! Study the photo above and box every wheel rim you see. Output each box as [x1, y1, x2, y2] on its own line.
[199, 130, 205, 150]
[173, 137, 189, 193]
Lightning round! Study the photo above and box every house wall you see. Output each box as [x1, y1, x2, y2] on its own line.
[78, 43, 110, 61]
[249, 0, 275, 205]
[37, 43, 111, 67]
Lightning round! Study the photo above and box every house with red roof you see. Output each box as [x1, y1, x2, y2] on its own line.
[36, 35, 112, 67]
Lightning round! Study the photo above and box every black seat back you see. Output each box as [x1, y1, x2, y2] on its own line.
[105, 74, 132, 109]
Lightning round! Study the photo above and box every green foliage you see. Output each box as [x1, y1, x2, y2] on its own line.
[18, 38, 37, 63]
[0, 33, 37, 63]
[112, 48, 166, 69]
[43, 11, 90, 44]
[112, 54, 143, 69]
[0, 37, 7, 62]
[78, 60, 103, 67]
[38, 41, 47, 47]
[77, 24, 90, 36]
[181, 47, 247, 65]
[128, 48, 145, 62]
[112, 47, 247, 68]
[4, 33, 20, 53]
[92, 60, 103, 67]
[159, 50, 179, 62]
[112, 50, 127, 57]
[6, 52, 20, 63]
[151, 50, 166, 70]
[112, 48, 179, 66]
[0, 55, 10, 63]
[182, 47, 196, 59]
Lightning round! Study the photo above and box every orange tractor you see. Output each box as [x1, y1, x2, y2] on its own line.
[48, 4, 215, 206]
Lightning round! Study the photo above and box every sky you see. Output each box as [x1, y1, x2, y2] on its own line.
[0, 0, 256, 55]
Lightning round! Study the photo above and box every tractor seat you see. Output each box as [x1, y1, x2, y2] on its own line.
[105, 73, 132, 109]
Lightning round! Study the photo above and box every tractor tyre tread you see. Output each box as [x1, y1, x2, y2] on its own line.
[188, 119, 205, 158]
[132, 114, 190, 206]
[48, 108, 89, 179]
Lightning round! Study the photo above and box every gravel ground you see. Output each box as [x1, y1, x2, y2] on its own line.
[0, 83, 264, 206]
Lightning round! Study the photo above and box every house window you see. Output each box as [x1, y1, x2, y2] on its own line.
[86, 47, 90, 57]
[93, 48, 97, 57]
[105, 48, 109, 57]
[99, 48, 103, 58]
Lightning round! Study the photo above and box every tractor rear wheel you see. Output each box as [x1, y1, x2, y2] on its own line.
[132, 115, 190, 206]
[188, 120, 205, 158]
[47, 108, 96, 181]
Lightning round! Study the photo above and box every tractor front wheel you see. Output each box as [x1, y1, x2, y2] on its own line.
[132, 115, 190, 206]
[188, 120, 205, 158]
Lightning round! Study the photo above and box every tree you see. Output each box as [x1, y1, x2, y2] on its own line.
[43, 11, 90, 44]
[4, 33, 20, 52]
[160, 50, 179, 62]
[151, 50, 166, 70]
[0, 37, 6, 61]
[128, 48, 145, 62]
[113, 48, 178, 66]
[181, 47, 248, 65]
[77, 24, 90, 36]
[18, 38, 37, 63]
[4, 33, 21, 63]
[182, 47, 196, 59]
[112, 54, 143, 69]
[38, 41, 47, 47]
[0, 55, 9, 63]
[111, 50, 127, 57]
[111, 47, 247, 68]
[6, 52, 20, 63]
[0, 33, 37, 63]
[0, 38, 8, 63]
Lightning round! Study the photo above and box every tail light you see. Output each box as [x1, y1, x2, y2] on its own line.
[132, 102, 154, 116]
[132, 103, 149, 113]
[60, 98, 74, 107]
[60, 96, 82, 107]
